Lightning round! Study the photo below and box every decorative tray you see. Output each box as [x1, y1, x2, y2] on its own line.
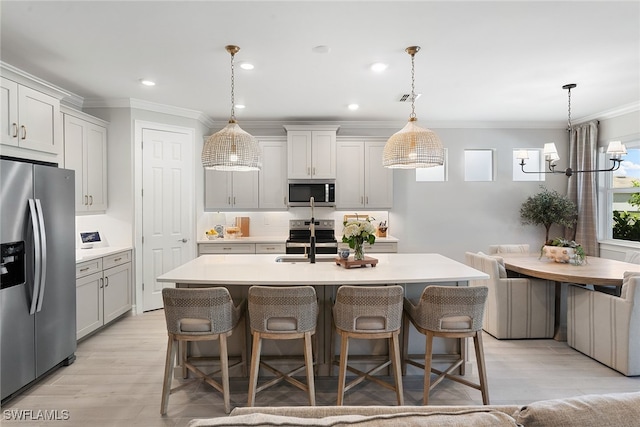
[335, 256, 378, 269]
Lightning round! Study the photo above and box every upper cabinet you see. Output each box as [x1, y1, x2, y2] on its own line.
[63, 111, 108, 213]
[259, 138, 288, 209]
[285, 125, 338, 179]
[1, 77, 62, 156]
[336, 140, 393, 209]
[205, 169, 259, 210]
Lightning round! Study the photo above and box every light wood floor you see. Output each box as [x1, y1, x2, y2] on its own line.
[2, 309, 639, 426]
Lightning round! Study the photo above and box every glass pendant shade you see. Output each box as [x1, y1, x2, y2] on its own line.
[383, 118, 445, 168]
[202, 120, 262, 171]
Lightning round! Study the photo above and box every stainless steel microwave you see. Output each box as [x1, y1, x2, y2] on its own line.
[288, 180, 336, 207]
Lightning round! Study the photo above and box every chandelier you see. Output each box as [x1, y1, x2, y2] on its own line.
[383, 46, 444, 169]
[202, 45, 262, 171]
[517, 83, 625, 177]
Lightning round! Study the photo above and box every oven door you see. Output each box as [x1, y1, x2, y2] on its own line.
[285, 241, 338, 254]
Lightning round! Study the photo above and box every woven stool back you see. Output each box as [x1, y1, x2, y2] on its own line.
[248, 285, 318, 334]
[162, 287, 237, 336]
[333, 285, 404, 333]
[412, 285, 488, 333]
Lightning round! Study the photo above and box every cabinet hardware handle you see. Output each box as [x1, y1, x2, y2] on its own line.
[20, 125, 26, 140]
[223, 247, 231, 250]
[80, 267, 89, 272]
[12, 123, 18, 138]
[105, 277, 109, 287]
[233, 197, 236, 205]
[178, 239, 187, 243]
[284, 197, 287, 206]
[84, 195, 88, 206]
[89, 195, 93, 205]
[361, 196, 363, 204]
[366, 196, 369, 204]
[113, 257, 122, 262]
[307, 167, 310, 176]
[313, 167, 316, 176]
[99, 278, 104, 289]
[228, 196, 231, 205]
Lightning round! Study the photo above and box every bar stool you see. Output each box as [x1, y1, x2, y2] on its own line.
[160, 287, 246, 415]
[402, 285, 490, 405]
[247, 285, 319, 406]
[332, 285, 404, 405]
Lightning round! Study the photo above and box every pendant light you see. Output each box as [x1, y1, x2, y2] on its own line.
[202, 45, 262, 171]
[517, 83, 626, 177]
[383, 46, 444, 169]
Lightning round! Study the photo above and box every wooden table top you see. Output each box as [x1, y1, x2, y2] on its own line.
[501, 254, 640, 286]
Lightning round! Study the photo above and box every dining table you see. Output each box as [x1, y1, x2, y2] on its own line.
[500, 253, 640, 340]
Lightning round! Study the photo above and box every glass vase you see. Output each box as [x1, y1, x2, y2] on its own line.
[353, 240, 365, 260]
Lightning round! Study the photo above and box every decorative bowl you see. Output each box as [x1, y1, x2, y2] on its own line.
[339, 249, 350, 259]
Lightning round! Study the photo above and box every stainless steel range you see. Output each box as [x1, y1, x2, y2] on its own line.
[286, 219, 338, 255]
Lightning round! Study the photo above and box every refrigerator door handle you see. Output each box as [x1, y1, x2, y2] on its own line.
[28, 199, 42, 315]
[34, 199, 47, 312]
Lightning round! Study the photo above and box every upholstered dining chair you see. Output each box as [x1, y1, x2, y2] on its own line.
[247, 285, 319, 406]
[332, 285, 405, 406]
[161, 287, 246, 415]
[488, 244, 530, 254]
[403, 285, 490, 405]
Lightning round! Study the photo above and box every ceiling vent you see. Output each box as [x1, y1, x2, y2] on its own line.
[398, 93, 422, 102]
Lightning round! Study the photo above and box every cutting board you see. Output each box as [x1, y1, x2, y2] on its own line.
[335, 256, 378, 269]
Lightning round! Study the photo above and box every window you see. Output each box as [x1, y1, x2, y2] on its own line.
[464, 149, 493, 182]
[602, 142, 640, 242]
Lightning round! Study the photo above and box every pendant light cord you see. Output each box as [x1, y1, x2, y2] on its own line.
[566, 85, 573, 133]
[230, 51, 236, 122]
[410, 52, 416, 119]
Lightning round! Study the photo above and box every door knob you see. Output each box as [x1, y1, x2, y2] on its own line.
[178, 238, 188, 243]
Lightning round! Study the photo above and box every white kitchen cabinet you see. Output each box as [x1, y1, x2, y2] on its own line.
[76, 250, 132, 340]
[0, 78, 62, 155]
[338, 241, 398, 253]
[259, 139, 287, 209]
[336, 140, 393, 209]
[198, 243, 256, 255]
[63, 112, 108, 213]
[285, 126, 338, 179]
[205, 169, 258, 210]
[255, 243, 286, 254]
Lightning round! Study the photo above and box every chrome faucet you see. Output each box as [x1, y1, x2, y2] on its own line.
[309, 196, 316, 263]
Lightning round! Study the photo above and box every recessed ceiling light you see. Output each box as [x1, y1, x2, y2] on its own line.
[312, 45, 331, 54]
[235, 104, 246, 109]
[140, 79, 156, 86]
[239, 62, 254, 70]
[370, 63, 388, 72]
[348, 104, 359, 111]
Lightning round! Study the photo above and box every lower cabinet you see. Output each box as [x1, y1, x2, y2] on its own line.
[76, 250, 132, 340]
[338, 241, 398, 253]
[198, 242, 286, 255]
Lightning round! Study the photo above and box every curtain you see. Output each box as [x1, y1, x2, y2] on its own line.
[565, 121, 599, 256]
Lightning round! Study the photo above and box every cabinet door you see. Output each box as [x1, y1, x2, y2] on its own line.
[85, 123, 107, 211]
[231, 171, 258, 209]
[0, 78, 19, 147]
[310, 130, 336, 179]
[259, 140, 287, 209]
[18, 85, 60, 154]
[76, 271, 104, 340]
[287, 131, 312, 178]
[364, 141, 393, 208]
[204, 169, 232, 209]
[103, 262, 132, 324]
[336, 141, 365, 208]
[63, 115, 86, 211]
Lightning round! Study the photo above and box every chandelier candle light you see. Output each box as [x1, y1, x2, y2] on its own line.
[517, 83, 626, 177]
[202, 45, 262, 171]
[383, 46, 445, 169]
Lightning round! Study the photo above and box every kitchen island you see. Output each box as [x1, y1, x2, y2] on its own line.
[157, 253, 488, 375]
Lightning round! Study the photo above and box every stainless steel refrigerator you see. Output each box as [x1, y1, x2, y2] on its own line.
[1, 157, 76, 402]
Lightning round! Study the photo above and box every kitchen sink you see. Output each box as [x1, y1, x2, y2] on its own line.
[275, 256, 337, 263]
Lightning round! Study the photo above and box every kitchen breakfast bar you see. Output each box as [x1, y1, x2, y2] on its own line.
[157, 253, 489, 376]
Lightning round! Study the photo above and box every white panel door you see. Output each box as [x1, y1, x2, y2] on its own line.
[142, 128, 193, 311]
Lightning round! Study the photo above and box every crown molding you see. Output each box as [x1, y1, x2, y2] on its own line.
[575, 101, 640, 125]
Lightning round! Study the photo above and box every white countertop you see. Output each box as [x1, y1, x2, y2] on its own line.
[157, 253, 487, 286]
[76, 246, 133, 263]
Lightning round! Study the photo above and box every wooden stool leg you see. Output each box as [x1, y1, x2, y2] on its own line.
[336, 333, 349, 406]
[304, 331, 316, 406]
[474, 332, 490, 405]
[423, 333, 434, 405]
[459, 336, 467, 376]
[247, 332, 262, 407]
[181, 340, 188, 379]
[160, 336, 176, 415]
[240, 316, 248, 377]
[390, 332, 404, 405]
[220, 334, 231, 414]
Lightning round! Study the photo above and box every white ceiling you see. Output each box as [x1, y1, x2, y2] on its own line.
[1, 1, 639, 127]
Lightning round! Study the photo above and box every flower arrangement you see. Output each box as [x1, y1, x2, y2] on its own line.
[342, 217, 376, 260]
[541, 237, 586, 265]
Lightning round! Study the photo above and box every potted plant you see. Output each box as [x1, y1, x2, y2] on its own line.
[520, 186, 578, 245]
[541, 237, 586, 265]
[342, 217, 376, 260]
